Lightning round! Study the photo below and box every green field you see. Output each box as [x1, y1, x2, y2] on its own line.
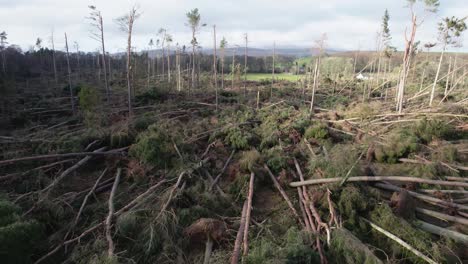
[228, 73, 306, 82]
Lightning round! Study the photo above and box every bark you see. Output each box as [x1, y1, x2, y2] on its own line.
[396, 14, 417, 113]
[230, 202, 247, 264]
[210, 150, 235, 190]
[429, 44, 446, 106]
[242, 172, 254, 256]
[41, 147, 107, 195]
[375, 183, 468, 211]
[0, 147, 126, 166]
[415, 207, 468, 226]
[213, 25, 218, 111]
[243, 34, 248, 97]
[99, 14, 110, 102]
[64, 33, 75, 114]
[106, 168, 121, 258]
[203, 235, 213, 264]
[290, 176, 468, 188]
[416, 220, 468, 244]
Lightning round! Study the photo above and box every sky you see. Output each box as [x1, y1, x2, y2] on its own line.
[1, 0, 467, 53]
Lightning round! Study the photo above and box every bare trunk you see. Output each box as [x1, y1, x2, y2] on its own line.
[126, 21, 133, 116]
[64, 33, 75, 115]
[429, 45, 446, 106]
[243, 34, 248, 97]
[213, 25, 218, 111]
[444, 56, 452, 96]
[242, 172, 254, 256]
[100, 16, 109, 102]
[396, 14, 417, 113]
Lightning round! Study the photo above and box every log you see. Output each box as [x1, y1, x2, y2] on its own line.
[106, 168, 121, 258]
[290, 176, 468, 188]
[415, 207, 468, 226]
[417, 189, 468, 195]
[231, 202, 248, 264]
[293, 159, 317, 232]
[264, 165, 303, 227]
[0, 147, 128, 166]
[242, 172, 255, 257]
[416, 220, 468, 244]
[375, 183, 468, 211]
[0, 159, 74, 182]
[362, 218, 438, 264]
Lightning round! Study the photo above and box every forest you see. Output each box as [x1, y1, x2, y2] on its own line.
[0, 1, 467, 264]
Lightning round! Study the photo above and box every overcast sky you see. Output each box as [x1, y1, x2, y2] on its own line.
[1, 0, 467, 53]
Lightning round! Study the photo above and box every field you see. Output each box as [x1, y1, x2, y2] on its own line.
[228, 73, 306, 82]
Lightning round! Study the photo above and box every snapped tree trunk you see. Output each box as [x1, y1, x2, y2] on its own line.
[64, 33, 75, 115]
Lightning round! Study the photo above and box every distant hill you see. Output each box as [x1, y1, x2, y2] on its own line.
[139, 47, 343, 58]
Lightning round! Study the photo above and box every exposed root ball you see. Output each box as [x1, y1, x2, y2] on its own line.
[184, 218, 227, 243]
[390, 190, 415, 219]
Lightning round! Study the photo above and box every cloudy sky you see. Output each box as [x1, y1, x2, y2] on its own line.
[1, 0, 467, 53]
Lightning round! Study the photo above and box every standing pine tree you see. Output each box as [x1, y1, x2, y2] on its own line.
[186, 8, 205, 91]
[429, 16, 466, 106]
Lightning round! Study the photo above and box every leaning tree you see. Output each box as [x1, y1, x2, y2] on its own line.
[395, 0, 439, 113]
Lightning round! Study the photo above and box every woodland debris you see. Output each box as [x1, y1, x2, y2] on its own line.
[375, 183, 468, 211]
[362, 218, 438, 264]
[264, 164, 303, 227]
[210, 149, 235, 190]
[0, 147, 128, 166]
[290, 176, 468, 188]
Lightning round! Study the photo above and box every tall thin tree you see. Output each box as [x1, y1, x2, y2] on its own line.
[186, 8, 205, 91]
[116, 5, 140, 117]
[88, 5, 110, 102]
[396, 0, 439, 113]
[64, 33, 75, 115]
[213, 25, 218, 111]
